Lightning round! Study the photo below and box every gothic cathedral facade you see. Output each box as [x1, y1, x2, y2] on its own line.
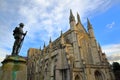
[27, 10, 115, 80]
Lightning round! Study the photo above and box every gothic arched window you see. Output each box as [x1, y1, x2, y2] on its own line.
[94, 70, 104, 80]
[75, 75, 80, 80]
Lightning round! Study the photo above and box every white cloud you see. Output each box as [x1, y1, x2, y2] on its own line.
[106, 21, 115, 29]
[0, 0, 119, 65]
[0, 48, 10, 66]
[107, 53, 120, 63]
[17, 0, 117, 41]
[102, 44, 120, 63]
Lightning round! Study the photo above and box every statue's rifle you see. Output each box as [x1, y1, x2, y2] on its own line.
[17, 31, 27, 54]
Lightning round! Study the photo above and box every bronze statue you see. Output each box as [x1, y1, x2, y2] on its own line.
[12, 23, 27, 56]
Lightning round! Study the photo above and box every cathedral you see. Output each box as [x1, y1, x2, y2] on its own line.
[27, 10, 115, 80]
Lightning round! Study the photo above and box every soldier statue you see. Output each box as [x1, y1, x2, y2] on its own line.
[12, 23, 27, 56]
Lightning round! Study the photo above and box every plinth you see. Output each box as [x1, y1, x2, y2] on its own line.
[0, 55, 27, 80]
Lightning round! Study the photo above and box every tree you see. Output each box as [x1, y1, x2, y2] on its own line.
[112, 62, 120, 80]
[112, 62, 120, 72]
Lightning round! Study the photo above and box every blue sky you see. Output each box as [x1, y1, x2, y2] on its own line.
[0, 0, 120, 65]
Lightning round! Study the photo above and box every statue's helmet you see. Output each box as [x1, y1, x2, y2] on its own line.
[19, 23, 24, 27]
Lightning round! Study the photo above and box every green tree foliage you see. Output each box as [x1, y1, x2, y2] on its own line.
[112, 62, 120, 72]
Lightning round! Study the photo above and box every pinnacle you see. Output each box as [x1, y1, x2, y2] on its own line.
[77, 12, 81, 23]
[87, 18, 92, 29]
[49, 37, 52, 43]
[69, 9, 75, 22]
[70, 9, 74, 17]
[61, 30, 63, 36]
[44, 42, 46, 48]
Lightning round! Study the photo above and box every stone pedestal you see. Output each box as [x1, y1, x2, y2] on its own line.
[0, 55, 27, 80]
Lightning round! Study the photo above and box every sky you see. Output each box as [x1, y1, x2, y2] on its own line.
[0, 0, 120, 65]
